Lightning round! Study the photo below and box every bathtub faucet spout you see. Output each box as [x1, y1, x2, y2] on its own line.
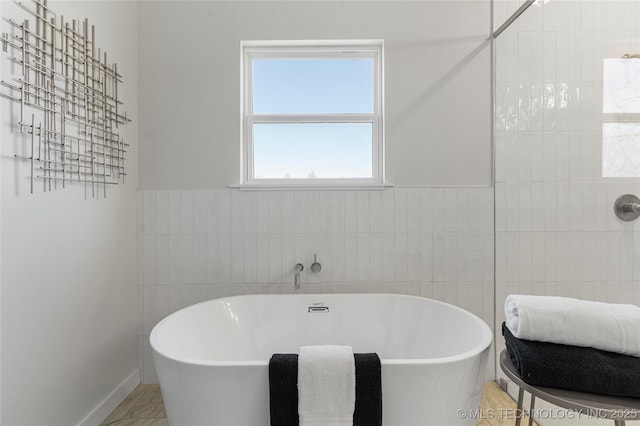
[294, 263, 304, 290]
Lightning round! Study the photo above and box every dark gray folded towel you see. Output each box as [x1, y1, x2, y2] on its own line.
[268, 353, 382, 426]
[503, 322, 640, 397]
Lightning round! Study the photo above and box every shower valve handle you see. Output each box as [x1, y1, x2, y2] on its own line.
[614, 194, 640, 221]
[310, 254, 321, 273]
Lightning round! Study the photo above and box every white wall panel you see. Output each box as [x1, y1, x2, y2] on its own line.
[0, 1, 139, 424]
[137, 1, 492, 188]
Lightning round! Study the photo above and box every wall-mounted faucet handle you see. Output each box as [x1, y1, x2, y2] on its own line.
[621, 203, 640, 213]
[294, 263, 304, 290]
[614, 194, 640, 221]
[310, 254, 321, 273]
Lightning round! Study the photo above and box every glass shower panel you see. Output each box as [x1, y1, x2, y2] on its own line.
[494, 1, 640, 417]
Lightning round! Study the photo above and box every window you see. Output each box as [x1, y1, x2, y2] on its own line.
[601, 57, 640, 177]
[241, 41, 384, 188]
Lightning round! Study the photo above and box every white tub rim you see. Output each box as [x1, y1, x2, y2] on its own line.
[150, 293, 493, 368]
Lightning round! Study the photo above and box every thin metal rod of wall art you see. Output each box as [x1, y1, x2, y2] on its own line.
[0, 0, 131, 197]
[493, 0, 537, 39]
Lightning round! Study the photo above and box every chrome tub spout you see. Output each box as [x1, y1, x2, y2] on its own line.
[294, 263, 304, 290]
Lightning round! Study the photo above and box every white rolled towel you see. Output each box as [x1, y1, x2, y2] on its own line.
[505, 294, 640, 357]
[298, 345, 355, 426]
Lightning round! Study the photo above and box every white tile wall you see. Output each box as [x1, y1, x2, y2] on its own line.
[495, 2, 640, 423]
[138, 187, 495, 382]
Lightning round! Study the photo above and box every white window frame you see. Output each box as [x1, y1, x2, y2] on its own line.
[239, 40, 385, 189]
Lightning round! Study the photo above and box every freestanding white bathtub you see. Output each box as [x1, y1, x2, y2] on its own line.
[150, 294, 492, 426]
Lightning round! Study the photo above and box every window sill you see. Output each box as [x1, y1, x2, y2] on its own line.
[229, 182, 394, 191]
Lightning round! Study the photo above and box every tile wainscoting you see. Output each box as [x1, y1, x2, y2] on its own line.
[137, 187, 495, 382]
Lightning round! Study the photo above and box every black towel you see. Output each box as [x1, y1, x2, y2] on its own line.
[269, 354, 299, 426]
[268, 353, 382, 426]
[503, 322, 640, 397]
[354, 353, 383, 426]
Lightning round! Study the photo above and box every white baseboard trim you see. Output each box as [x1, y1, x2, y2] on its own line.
[77, 369, 141, 426]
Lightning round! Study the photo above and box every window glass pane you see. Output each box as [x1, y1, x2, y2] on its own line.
[602, 123, 640, 177]
[253, 123, 373, 179]
[252, 59, 373, 114]
[603, 58, 640, 113]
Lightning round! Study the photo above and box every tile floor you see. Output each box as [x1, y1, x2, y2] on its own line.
[478, 382, 536, 426]
[100, 384, 167, 426]
[101, 381, 532, 426]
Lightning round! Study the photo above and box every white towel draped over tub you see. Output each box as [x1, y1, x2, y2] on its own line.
[298, 345, 356, 426]
[504, 294, 640, 357]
